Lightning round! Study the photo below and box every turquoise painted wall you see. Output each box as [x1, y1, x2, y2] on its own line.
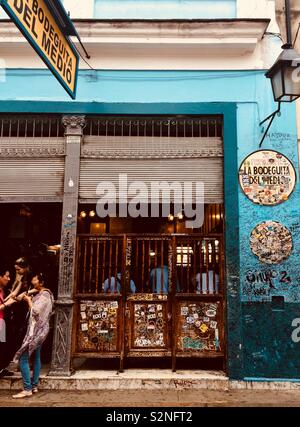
[0, 69, 268, 103]
[0, 68, 300, 379]
[237, 100, 300, 379]
[93, 0, 236, 19]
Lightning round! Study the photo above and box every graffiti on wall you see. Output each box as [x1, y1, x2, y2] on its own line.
[267, 132, 297, 143]
[239, 150, 296, 205]
[78, 300, 119, 352]
[250, 221, 293, 265]
[60, 215, 76, 295]
[177, 302, 221, 352]
[243, 269, 292, 297]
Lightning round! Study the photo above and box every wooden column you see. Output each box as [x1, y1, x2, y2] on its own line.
[49, 115, 85, 376]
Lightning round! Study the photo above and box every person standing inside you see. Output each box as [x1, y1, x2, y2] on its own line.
[10, 257, 32, 296]
[195, 267, 220, 294]
[102, 272, 136, 294]
[149, 257, 180, 294]
[12, 273, 54, 399]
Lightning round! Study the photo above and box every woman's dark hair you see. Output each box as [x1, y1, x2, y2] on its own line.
[15, 257, 29, 269]
[0, 265, 9, 277]
[35, 273, 45, 284]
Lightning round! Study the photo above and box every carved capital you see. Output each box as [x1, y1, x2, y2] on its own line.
[62, 115, 86, 136]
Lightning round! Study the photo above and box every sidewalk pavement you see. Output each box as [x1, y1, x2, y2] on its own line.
[1, 388, 300, 407]
[1, 369, 300, 407]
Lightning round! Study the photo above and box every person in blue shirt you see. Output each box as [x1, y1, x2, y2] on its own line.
[103, 272, 136, 294]
[150, 265, 180, 294]
[150, 265, 169, 294]
[195, 269, 219, 294]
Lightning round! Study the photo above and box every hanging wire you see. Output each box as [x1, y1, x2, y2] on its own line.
[72, 42, 96, 71]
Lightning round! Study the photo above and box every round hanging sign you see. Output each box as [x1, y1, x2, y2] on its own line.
[239, 150, 296, 205]
[250, 220, 293, 265]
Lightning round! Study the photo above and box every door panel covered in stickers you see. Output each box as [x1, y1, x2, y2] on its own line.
[74, 234, 225, 367]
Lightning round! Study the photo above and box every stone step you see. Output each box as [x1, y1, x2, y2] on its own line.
[1, 370, 229, 391]
[1, 370, 300, 391]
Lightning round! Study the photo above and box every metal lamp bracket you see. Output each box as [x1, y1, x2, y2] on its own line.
[259, 102, 281, 148]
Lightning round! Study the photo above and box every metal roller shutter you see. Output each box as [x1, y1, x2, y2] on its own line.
[0, 158, 65, 201]
[80, 136, 223, 203]
[0, 137, 65, 202]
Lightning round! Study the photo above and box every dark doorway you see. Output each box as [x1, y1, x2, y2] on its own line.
[0, 203, 62, 363]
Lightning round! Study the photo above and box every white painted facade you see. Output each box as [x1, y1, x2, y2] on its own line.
[63, 0, 95, 19]
[0, 19, 276, 71]
[0, 0, 281, 72]
[61, 0, 277, 23]
[237, 0, 278, 31]
[276, 0, 300, 45]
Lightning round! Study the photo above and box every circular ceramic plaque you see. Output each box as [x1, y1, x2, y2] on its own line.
[239, 150, 296, 205]
[250, 220, 293, 264]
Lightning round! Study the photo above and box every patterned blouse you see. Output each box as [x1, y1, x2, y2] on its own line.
[14, 289, 54, 361]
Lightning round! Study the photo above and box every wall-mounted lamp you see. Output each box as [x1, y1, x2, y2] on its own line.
[260, 0, 300, 147]
[266, 47, 300, 103]
[80, 211, 87, 218]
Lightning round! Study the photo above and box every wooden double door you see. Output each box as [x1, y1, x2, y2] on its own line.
[74, 234, 225, 371]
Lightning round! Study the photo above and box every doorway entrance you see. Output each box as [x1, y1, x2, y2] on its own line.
[73, 205, 225, 371]
[73, 115, 225, 371]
